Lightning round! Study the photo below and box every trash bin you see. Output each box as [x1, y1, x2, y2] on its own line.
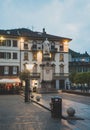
[50, 96, 62, 119]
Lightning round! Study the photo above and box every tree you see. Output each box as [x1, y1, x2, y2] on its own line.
[69, 72, 77, 83]
[74, 72, 90, 86]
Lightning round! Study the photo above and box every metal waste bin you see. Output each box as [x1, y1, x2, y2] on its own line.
[50, 96, 62, 119]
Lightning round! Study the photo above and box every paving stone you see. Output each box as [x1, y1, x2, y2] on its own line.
[0, 95, 90, 130]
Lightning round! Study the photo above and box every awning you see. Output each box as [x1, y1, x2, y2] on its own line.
[0, 78, 21, 83]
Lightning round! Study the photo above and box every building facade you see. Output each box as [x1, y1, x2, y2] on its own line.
[69, 49, 90, 73]
[0, 28, 72, 91]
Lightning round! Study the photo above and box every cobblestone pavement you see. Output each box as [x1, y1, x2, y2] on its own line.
[31, 93, 90, 130]
[0, 95, 74, 130]
[0, 94, 90, 130]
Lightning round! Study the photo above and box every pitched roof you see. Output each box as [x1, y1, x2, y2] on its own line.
[0, 28, 72, 41]
[69, 49, 90, 58]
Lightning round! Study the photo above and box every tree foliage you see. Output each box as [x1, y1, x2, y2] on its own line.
[74, 72, 90, 85]
[69, 72, 77, 83]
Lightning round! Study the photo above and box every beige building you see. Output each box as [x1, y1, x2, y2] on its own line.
[0, 28, 72, 92]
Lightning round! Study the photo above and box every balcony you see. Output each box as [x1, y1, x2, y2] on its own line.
[53, 73, 69, 79]
[50, 48, 57, 52]
[29, 73, 40, 79]
[42, 57, 51, 61]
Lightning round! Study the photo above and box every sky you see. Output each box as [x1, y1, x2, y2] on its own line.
[0, 0, 90, 54]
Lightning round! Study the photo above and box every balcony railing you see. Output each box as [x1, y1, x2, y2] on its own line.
[53, 73, 69, 79]
[42, 57, 51, 61]
[29, 73, 40, 78]
[50, 48, 57, 52]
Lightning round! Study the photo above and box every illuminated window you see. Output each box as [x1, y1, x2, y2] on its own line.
[33, 52, 37, 61]
[60, 54, 64, 61]
[24, 52, 28, 60]
[51, 53, 55, 61]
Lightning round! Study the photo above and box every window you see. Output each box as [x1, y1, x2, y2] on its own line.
[24, 43, 28, 49]
[0, 52, 4, 58]
[13, 40, 17, 47]
[32, 41, 37, 49]
[60, 44, 63, 51]
[51, 42, 55, 50]
[60, 54, 64, 61]
[32, 52, 37, 61]
[60, 64, 64, 73]
[4, 66, 9, 75]
[13, 66, 17, 74]
[0, 52, 11, 59]
[50, 53, 55, 61]
[13, 53, 17, 59]
[5, 52, 11, 59]
[0, 40, 11, 46]
[24, 52, 28, 60]
[7, 40, 11, 46]
[0, 40, 6, 46]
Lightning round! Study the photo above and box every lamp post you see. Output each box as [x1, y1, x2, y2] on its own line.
[25, 63, 34, 103]
[20, 38, 24, 72]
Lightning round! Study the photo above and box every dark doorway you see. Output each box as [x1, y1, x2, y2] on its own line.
[59, 80, 65, 89]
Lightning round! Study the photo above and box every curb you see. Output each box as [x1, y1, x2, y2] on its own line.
[31, 99, 51, 111]
[62, 90, 90, 96]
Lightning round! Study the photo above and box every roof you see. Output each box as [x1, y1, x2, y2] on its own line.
[0, 28, 72, 41]
[69, 49, 90, 58]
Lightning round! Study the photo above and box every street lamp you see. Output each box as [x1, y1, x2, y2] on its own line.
[20, 38, 24, 72]
[25, 63, 34, 103]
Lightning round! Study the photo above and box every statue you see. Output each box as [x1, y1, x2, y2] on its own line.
[43, 38, 50, 54]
